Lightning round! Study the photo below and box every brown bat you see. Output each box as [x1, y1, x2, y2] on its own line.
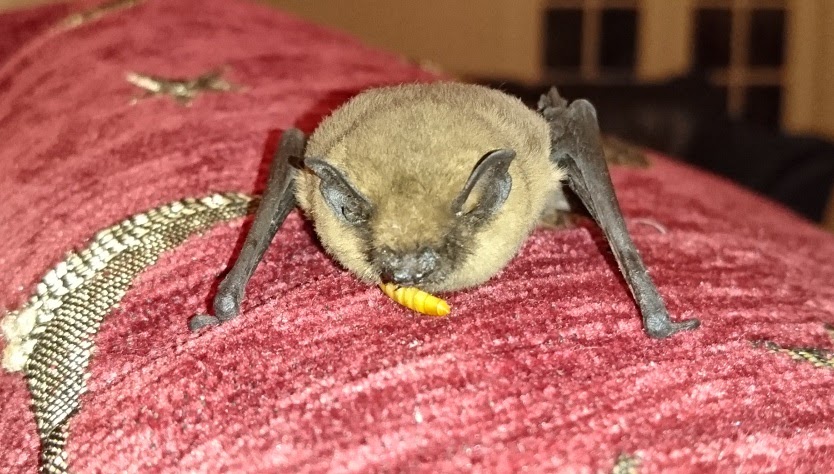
[190, 83, 699, 339]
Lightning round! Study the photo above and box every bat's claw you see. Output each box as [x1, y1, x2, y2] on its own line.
[189, 313, 221, 332]
[645, 315, 701, 339]
[537, 86, 568, 114]
[537, 87, 573, 146]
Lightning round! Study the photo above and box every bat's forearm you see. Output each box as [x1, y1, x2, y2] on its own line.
[189, 128, 305, 331]
[541, 89, 699, 338]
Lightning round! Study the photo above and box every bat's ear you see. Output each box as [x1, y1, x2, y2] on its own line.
[452, 148, 516, 220]
[304, 158, 372, 225]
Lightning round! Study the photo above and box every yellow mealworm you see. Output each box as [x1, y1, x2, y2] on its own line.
[379, 283, 450, 317]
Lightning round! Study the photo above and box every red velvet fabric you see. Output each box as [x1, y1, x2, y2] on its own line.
[0, 3, 70, 66]
[1, 0, 834, 472]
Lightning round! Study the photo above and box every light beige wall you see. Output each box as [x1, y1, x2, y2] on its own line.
[783, 0, 834, 139]
[266, 0, 543, 83]
[636, 0, 693, 80]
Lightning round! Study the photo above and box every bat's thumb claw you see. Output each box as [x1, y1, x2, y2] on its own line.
[646, 316, 701, 339]
[537, 86, 568, 112]
[190, 285, 243, 332]
[537, 86, 572, 144]
[189, 313, 221, 332]
[538, 87, 568, 115]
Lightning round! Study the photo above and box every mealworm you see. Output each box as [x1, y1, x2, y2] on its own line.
[379, 283, 450, 317]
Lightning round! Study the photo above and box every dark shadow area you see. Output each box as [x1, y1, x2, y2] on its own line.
[481, 74, 834, 223]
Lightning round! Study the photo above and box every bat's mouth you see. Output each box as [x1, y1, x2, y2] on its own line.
[379, 273, 426, 288]
[376, 267, 448, 293]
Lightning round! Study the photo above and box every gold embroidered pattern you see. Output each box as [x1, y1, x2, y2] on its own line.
[1, 193, 254, 473]
[127, 68, 242, 105]
[57, 0, 144, 30]
[754, 324, 834, 370]
[611, 453, 640, 474]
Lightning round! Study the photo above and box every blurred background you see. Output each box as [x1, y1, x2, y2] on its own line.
[3, 0, 834, 231]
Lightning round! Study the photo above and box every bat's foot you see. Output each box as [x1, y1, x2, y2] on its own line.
[645, 314, 701, 339]
[537, 208, 579, 229]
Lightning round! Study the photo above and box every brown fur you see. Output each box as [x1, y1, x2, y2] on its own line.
[295, 83, 565, 291]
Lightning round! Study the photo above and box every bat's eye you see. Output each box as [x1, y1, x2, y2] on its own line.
[341, 205, 368, 225]
[303, 158, 373, 227]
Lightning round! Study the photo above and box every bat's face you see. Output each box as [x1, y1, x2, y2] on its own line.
[297, 149, 528, 292]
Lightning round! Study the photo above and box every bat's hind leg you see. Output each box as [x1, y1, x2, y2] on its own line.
[537, 187, 585, 229]
[539, 87, 700, 339]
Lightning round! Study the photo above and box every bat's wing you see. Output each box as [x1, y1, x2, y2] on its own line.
[538, 88, 699, 339]
[189, 128, 305, 331]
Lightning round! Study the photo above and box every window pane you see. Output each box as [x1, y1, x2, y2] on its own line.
[750, 9, 785, 67]
[600, 8, 637, 72]
[544, 9, 583, 70]
[694, 9, 731, 69]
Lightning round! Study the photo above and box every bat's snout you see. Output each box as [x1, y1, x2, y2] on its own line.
[377, 246, 440, 286]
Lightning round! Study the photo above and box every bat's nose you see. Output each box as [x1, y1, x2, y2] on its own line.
[378, 247, 439, 286]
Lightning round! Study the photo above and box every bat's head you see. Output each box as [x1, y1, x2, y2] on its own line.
[293, 83, 557, 292]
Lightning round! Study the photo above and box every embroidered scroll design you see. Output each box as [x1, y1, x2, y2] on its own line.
[57, 0, 145, 31]
[754, 324, 834, 370]
[1, 193, 254, 473]
[611, 453, 640, 474]
[55, 0, 144, 30]
[126, 68, 242, 105]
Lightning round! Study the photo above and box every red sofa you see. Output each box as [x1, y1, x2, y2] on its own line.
[1, 1, 833, 472]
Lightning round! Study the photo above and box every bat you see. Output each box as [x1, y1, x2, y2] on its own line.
[189, 83, 700, 339]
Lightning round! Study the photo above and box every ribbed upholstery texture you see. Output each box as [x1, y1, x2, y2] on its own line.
[1, 1, 833, 472]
